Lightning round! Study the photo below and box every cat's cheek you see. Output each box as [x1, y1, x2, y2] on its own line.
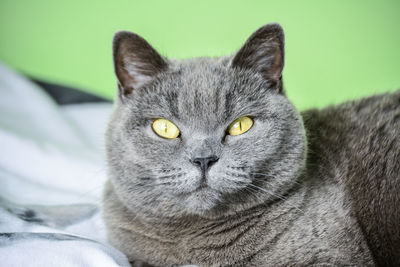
[223, 133, 249, 146]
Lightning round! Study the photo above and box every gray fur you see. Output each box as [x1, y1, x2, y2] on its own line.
[103, 23, 400, 266]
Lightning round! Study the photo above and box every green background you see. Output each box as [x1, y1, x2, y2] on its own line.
[0, 0, 399, 110]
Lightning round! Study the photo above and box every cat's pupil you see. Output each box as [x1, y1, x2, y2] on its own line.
[161, 123, 167, 133]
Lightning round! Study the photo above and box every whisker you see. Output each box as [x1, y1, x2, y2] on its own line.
[250, 172, 301, 186]
[157, 173, 185, 180]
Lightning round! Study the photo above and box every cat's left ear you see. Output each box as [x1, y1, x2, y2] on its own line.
[231, 23, 285, 92]
[113, 31, 168, 98]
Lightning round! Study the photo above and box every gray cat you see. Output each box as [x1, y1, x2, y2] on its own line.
[103, 23, 400, 266]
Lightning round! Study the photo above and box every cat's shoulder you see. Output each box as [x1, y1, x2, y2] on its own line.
[301, 89, 400, 141]
[301, 89, 400, 171]
[301, 89, 400, 162]
[301, 89, 400, 266]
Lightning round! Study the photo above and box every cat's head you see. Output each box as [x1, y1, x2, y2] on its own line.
[106, 24, 307, 217]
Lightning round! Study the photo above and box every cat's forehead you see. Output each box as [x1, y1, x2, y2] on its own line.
[130, 57, 274, 128]
[170, 60, 262, 122]
[170, 58, 230, 93]
[176, 60, 228, 111]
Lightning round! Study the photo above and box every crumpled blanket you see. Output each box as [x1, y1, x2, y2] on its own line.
[0, 63, 130, 266]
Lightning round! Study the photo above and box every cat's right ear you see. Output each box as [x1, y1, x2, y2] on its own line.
[113, 31, 168, 99]
[231, 23, 285, 92]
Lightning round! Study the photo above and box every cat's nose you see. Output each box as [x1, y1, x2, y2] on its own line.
[191, 156, 219, 173]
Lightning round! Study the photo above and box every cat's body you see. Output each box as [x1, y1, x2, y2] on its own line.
[303, 93, 400, 266]
[103, 24, 400, 266]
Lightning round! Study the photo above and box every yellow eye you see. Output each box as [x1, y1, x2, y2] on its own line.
[228, 116, 254, 136]
[152, 119, 180, 139]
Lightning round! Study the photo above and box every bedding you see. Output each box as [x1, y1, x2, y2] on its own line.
[0, 63, 130, 266]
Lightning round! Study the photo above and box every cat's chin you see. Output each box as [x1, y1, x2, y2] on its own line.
[179, 187, 221, 215]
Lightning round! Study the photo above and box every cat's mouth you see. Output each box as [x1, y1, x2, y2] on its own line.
[193, 181, 209, 193]
[173, 176, 215, 198]
[179, 182, 210, 196]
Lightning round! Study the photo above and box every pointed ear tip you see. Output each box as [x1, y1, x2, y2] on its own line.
[112, 30, 145, 57]
[113, 30, 137, 44]
[113, 31, 130, 51]
[258, 23, 285, 38]
[265, 22, 283, 29]
[261, 23, 283, 30]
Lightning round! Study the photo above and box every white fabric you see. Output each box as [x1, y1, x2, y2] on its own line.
[0, 63, 130, 266]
